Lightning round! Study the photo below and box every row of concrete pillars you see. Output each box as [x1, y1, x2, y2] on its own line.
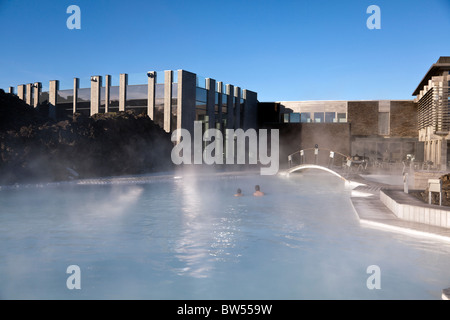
[10, 73, 143, 120]
[7, 70, 256, 135]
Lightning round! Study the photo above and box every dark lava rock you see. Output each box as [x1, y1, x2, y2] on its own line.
[0, 89, 174, 185]
[0, 88, 49, 132]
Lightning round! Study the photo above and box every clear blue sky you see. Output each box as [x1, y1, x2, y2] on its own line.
[0, 0, 449, 102]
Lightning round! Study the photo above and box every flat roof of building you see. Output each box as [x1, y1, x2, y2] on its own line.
[412, 57, 450, 96]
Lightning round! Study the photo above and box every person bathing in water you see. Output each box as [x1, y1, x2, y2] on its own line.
[253, 185, 265, 197]
[234, 188, 243, 197]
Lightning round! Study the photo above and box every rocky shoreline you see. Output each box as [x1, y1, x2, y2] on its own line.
[0, 89, 174, 185]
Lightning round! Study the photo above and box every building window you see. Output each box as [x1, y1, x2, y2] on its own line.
[325, 112, 336, 123]
[378, 112, 390, 135]
[283, 113, 290, 123]
[195, 87, 207, 122]
[337, 113, 347, 123]
[215, 92, 219, 115]
[290, 113, 300, 123]
[314, 112, 324, 123]
[222, 93, 228, 117]
[301, 112, 311, 123]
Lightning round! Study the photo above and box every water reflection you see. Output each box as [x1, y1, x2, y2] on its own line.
[174, 176, 212, 278]
[173, 176, 243, 278]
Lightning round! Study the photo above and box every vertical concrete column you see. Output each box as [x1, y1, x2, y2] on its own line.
[105, 75, 111, 113]
[25, 83, 32, 105]
[431, 140, 436, 165]
[176, 70, 196, 143]
[90, 75, 101, 116]
[119, 73, 128, 112]
[73, 78, 79, 114]
[217, 81, 223, 130]
[8, 87, 14, 94]
[33, 82, 41, 108]
[49, 80, 59, 120]
[147, 71, 156, 120]
[226, 84, 234, 130]
[206, 78, 216, 130]
[423, 141, 428, 163]
[435, 140, 438, 166]
[164, 70, 173, 133]
[234, 87, 241, 129]
[17, 85, 25, 100]
[242, 90, 258, 130]
[441, 137, 447, 171]
[378, 100, 390, 113]
[428, 141, 432, 164]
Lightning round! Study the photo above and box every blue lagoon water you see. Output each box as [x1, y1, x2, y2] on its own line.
[0, 171, 449, 299]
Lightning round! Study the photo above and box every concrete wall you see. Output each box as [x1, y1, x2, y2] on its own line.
[49, 80, 58, 120]
[147, 71, 156, 120]
[217, 81, 223, 128]
[347, 101, 379, 136]
[243, 90, 258, 131]
[279, 100, 347, 116]
[104, 75, 111, 113]
[381, 189, 450, 228]
[164, 70, 173, 133]
[176, 70, 196, 140]
[25, 83, 32, 105]
[390, 100, 418, 137]
[278, 100, 417, 138]
[90, 76, 101, 116]
[234, 87, 241, 129]
[119, 73, 127, 112]
[226, 84, 234, 130]
[346, 100, 420, 160]
[73, 78, 79, 114]
[17, 85, 24, 100]
[33, 82, 41, 108]
[206, 78, 216, 130]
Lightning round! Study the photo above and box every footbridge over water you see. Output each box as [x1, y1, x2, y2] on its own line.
[284, 147, 364, 182]
[286, 164, 348, 180]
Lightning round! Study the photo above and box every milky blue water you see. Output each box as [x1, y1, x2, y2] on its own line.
[0, 172, 449, 299]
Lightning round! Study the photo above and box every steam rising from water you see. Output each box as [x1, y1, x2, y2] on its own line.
[1, 172, 450, 299]
[81, 186, 144, 218]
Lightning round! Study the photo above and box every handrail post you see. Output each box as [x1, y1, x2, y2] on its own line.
[314, 145, 319, 165]
[328, 151, 334, 168]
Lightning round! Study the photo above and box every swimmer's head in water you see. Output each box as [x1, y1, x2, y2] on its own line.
[237, 188, 242, 194]
[255, 185, 260, 191]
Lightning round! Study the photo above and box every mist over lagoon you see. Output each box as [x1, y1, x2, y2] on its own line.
[1, 0, 450, 305]
[1, 171, 450, 299]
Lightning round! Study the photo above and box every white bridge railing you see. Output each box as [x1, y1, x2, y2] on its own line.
[287, 147, 353, 170]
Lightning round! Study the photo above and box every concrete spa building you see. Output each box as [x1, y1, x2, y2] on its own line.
[413, 57, 450, 170]
[267, 99, 421, 166]
[4, 56, 450, 170]
[7, 70, 258, 138]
